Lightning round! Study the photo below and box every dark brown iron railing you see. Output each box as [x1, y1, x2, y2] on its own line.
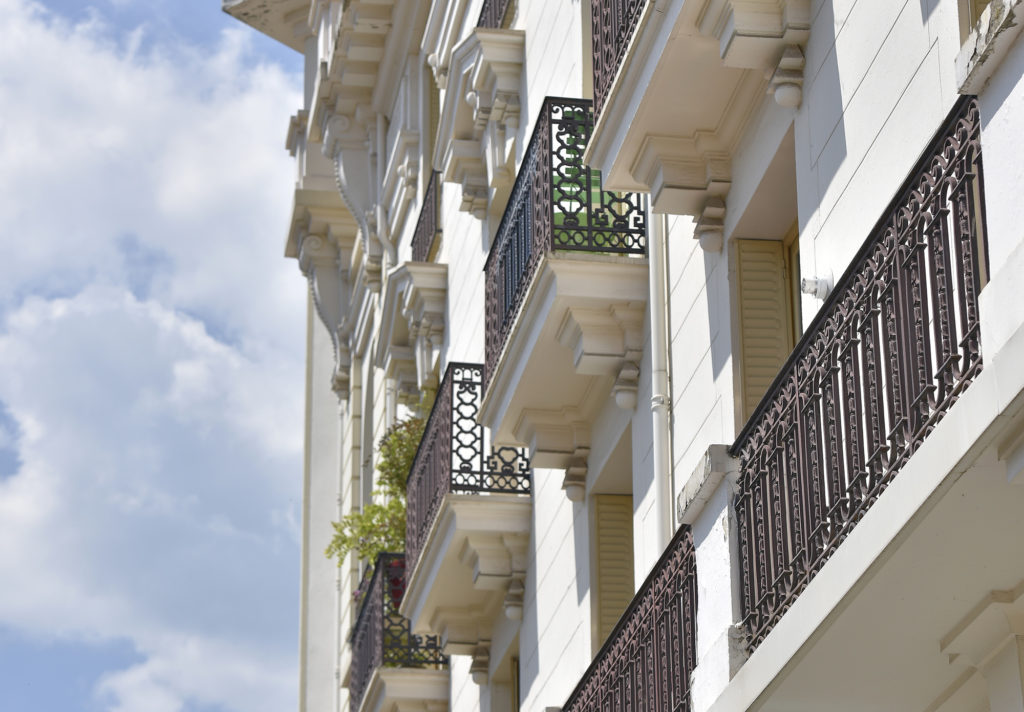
[732, 96, 988, 653]
[412, 171, 441, 263]
[484, 97, 647, 386]
[348, 553, 447, 712]
[477, 0, 513, 28]
[405, 362, 531, 574]
[563, 525, 697, 711]
[591, 0, 646, 119]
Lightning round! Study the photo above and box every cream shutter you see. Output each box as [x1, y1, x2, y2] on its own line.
[735, 239, 794, 423]
[593, 494, 634, 648]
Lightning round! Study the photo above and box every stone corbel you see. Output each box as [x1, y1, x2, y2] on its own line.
[639, 138, 731, 216]
[770, 46, 805, 108]
[322, 107, 385, 288]
[562, 444, 590, 502]
[437, 27, 525, 219]
[331, 341, 352, 401]
[459, 531, 528, 591]
[612, 362, 640, 411]
[503, 578, 525, 620]
[941, 582, 1024, 707]
[695, 197, 727, 252]
[469, 642, 491, 685]
[699, 0, 811, 71]
[557, 304, 645, 377]
[298, 231, 343, 352]
[401, 263, 448, 392]
[430, 606, 488, 656]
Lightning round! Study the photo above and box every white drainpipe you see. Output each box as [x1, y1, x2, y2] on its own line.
[375, 112, 396, 267]
[649, 211, 673, 550]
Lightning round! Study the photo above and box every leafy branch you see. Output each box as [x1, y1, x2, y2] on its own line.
[325, 416, 425, 566]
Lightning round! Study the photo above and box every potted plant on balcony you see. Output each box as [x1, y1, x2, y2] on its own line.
[325, 415, 425, 588]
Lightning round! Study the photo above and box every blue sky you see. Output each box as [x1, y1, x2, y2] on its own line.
[0, 1, 306, 710]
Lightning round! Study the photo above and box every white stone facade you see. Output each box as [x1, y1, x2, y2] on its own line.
[227, 0, 1024, 710]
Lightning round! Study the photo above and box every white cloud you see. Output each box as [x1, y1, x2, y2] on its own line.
[0, 1, 306, 710]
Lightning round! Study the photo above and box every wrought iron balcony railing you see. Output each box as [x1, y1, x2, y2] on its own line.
[412, 171, 441, 263]
[484, 97, 647, 386]
[477, 0, 513, 28]
[405, 363, 531, 575]
[732, 96, 988, 653]
[563, 525, 697, 711]
[591, 0, 646, 118]
[348, 553, 447, 712]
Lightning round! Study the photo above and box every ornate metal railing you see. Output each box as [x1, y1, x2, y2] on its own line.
[348, 553, 447, 712]
[477, 0, 513, 28]
[405, 362, 531, 574]
[732, 96, 988, 653]
[563, 525, 697, 711]
[591, 0, 646, 119]
[412, 171, 441, 263]
[484, 97, 647, 385]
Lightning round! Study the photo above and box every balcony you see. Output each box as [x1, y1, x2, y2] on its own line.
[401, 363, 532, 656]
[477, 0, 513, 29]
[375, 172, 447, 399]
[411, 171, 441, 263]
[591, 0, 645, 119]
[348, 553, 448, 712]
[708, 98, 1024, 712]
[480, 97, 648, 472]
[562, 525, 698, 711]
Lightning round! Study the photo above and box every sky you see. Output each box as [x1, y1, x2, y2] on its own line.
[0, 1, 307, 710]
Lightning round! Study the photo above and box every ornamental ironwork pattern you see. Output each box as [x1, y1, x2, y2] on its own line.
[412, 171, 441, 263]
[484, 97, 647, 386]
[348, 553, 447, 712]
[732, 96, 988, 653]
[563, 525, 697, 712]
[405, 362, 531, 574]
[591, 0, 646, 118]
[478, 0, 513, 28]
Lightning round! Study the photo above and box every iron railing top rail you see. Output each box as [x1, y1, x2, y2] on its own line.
[562, 524, 697, 711]
[591, 0, 647, 118]
[731, 94, 986, 455]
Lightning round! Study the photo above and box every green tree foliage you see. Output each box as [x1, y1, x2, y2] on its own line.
[325, 416, 425, 566]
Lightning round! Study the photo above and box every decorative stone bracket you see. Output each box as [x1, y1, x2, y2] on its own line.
[695, 197, 727, 252]
[770, 46, 806, 108]
[426, 529, 528, 656]
[375, 262, 449, 400]
[438, 27, 525, 219]
[941, 582, 1024, 708]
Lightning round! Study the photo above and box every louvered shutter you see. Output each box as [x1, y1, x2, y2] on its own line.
[735, 239, 794, 423]
[593, 494, 634, 648]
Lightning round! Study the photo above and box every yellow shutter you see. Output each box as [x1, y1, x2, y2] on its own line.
[735, 239, 794, 423]
[593, 494, 634, 649]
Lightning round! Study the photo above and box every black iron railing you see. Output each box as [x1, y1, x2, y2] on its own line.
[477, 0, 513, 28]
[484, 97, 646, 386]
[732, 96, 988, 653]
[563, 525, 697, 711]
[591, 0, 646, 119]
[405, 363, 531, 574]
[412, 171, 441, 263]
[348, 553, 447, 712]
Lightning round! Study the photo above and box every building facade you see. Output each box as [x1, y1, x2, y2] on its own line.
[224, 0, 1024, 710]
